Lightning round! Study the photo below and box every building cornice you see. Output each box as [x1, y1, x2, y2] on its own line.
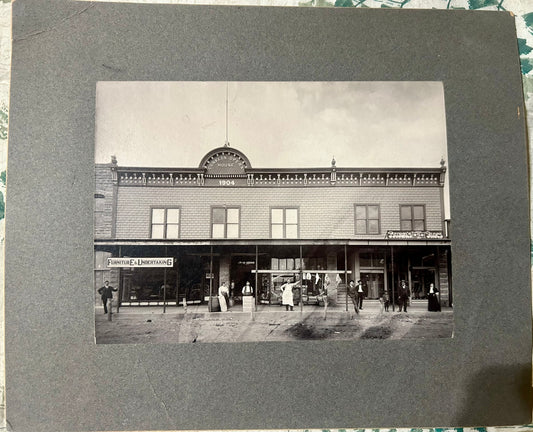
[103, 165, 446, 188]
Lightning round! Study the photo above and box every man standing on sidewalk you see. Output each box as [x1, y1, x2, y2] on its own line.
[98, 280, 117, 314]
[347, 280, 359, 317]
[398, 280, 410, 312]
[356, 280, 365, 310]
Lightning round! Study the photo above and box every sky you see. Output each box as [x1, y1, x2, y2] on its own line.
[95, 81, 448, 170]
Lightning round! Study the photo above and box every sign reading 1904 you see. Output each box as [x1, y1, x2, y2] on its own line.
[204, 178, 247, 187]
[219, 180, 235, 186]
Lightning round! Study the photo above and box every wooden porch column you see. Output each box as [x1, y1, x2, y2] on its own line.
[117, 245, 121, 314]
[255, 245, 259, 311]
[391, 246, 395, 312]
[209, 245, 213, 301]
[299, 245, 303, 313]
[344, 244, 348, 312]
[163, 245, 167, 313]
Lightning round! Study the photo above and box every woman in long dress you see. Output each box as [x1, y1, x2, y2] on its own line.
[281, 281, 294, 311]
[218, 282, 229, 312]
[427, 283, 441, 312]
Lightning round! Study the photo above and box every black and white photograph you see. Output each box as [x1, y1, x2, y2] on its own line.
[94, 81, 453, 343]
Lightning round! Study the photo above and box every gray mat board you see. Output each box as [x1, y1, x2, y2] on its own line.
[5, 1, 532, 431]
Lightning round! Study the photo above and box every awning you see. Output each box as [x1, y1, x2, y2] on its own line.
[94, 238, 452, 247]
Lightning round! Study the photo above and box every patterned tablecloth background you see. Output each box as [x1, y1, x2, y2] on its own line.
[0, 0, 531, 431]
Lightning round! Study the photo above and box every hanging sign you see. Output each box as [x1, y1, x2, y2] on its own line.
[386, 231, 444, 240]
[107, 257, 174, 268]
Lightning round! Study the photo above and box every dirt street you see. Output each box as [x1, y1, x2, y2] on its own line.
[95, 304, 453, 344]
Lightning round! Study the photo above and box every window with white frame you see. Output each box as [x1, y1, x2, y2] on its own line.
[271, 207, 298, 239]
[211, 207, 240, 238]
[151, 208, 180, 239]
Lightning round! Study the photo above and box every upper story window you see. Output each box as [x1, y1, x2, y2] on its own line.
[355, 204, 380, 235]
[151, 208, 180, 239]
[271, 207, 299, 239]
[400, 205, 425, 231]
[212, 207, 240, 238]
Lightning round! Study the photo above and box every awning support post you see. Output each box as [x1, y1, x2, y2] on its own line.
[391, 246, 395, 312]
[344, 244, 348, 312]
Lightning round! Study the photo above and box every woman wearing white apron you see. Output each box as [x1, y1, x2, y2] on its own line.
[218, 282, 229, 312]
[281, 281, 295, 311]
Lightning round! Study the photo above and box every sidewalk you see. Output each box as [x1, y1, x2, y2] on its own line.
[95, 300, 454, 344]
[106, 299, 437, 314]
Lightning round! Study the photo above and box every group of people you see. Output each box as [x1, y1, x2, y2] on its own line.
[347, 279, 441, 316]
[98, 278, 441, 314]
[217, 280, 254, 312]
[217, 279, 298, 312]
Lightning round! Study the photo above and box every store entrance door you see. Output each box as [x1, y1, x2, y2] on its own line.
[410, 267, 435, 299]
[360, 272, 384, 299]
[180, 254, 219, 302]
[231, 255, 256, 300]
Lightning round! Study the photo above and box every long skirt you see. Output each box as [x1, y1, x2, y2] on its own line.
[219, 294, 228, 312]
[428, 293, 441, 312]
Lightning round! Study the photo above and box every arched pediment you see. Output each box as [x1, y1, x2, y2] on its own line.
[199, 147, 251, 176]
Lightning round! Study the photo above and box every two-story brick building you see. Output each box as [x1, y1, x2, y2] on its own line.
[94, 145, 452, 310]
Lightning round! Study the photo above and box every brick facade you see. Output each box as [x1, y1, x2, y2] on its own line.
[94, 164, 116, 238]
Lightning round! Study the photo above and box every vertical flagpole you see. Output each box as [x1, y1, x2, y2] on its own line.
[225, 82, 229, 146]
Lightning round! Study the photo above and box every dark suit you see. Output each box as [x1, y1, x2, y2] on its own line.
[356, 283, 365, 309]
[398, 283, 410, 312]
[347, 283, 359, 314]
[98, 285, 117, 313]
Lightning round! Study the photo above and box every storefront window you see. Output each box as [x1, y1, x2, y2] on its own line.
[360, 252, 385, 268]
[360, 253, 372, 267]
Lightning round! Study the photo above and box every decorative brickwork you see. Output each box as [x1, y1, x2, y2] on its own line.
[94, 163, 116, 238]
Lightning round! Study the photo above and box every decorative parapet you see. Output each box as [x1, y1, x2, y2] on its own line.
[108, 150, 447, 188]
[119, 171, 203, 186]
[114, 166, 445, 188]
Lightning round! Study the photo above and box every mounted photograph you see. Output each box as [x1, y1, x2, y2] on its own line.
[94, 81, 453, 343]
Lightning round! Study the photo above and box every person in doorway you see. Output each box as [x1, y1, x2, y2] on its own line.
[97, 280, 117, 314]
[347, 279, 359, 317]
[281, 279, 295, 311]
[242, 281, 253, 296]
[356, 280, 365, 310]
[218, 281, 229, 312]
[427, 283, 441, 312]
[398, 280, 410, 312]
